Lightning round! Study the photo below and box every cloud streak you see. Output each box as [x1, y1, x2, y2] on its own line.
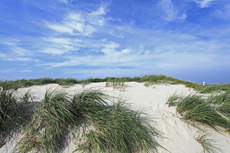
[193, 0, 216, 8]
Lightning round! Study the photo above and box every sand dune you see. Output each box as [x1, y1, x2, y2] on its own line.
[1, 82, 230, 153]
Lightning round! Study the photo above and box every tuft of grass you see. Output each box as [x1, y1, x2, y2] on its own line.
[14, 89, 75, 153]
[166, 93, 181, 107]
[168, 94, 230, 132]
[79, 80, 90, 88]
[176, 94, 204, 114]
[0, 89, 33, 143]
[74, 99, 162, 153]
[0, 89, 17, 132]
[54, 78, 77, 87]
[195, 133, 221, 153]
[144, 82, 154, 87]
[105, 79, 127, 91]
[14, 89, 162, 153]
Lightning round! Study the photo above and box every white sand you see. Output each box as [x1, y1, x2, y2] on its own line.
[1, 82, 230, 153]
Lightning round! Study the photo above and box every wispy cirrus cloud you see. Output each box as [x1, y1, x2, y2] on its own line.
[157, 0, 187, 22]
[192, 0, 216, 8]
[46, 6, 106, 36]
[0, 39, 34, 61]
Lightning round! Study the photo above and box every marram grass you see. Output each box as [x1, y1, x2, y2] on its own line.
[74, 100, 161, 153]
[1, 74, 230, 92]
[168, 93, 230, 153]
[0, 88, 32, 140]
[195, 133, 221, 153]
[168, 93, 230, 132]
[14, 89, 75, 153]
[13, 89, 162, 153]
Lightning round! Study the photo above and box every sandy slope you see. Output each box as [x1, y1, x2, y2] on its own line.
[1, 82, 230, 153]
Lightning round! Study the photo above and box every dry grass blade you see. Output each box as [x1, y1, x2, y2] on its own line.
[196, 133, 221, 153]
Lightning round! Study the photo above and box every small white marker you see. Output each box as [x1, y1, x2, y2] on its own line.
[203, 81, 205, 86]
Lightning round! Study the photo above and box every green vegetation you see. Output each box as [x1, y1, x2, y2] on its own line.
[79, 80, 90, 88]
[144, 82, 155, 87]
[0, 89, 32, 140]
[14, 89, 75, 152]
[195, 133, 221, 153]
[168, 92, 230, 152]
[72, 91, 161, 153]
[1, 74, 230, 93]
[6, 89, 162, 153]
[167, 93, 230, 133]
[105, 79, 126, 91]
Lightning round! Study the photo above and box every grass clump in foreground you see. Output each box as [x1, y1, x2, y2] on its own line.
[14, 89, 162, 153]
[167, 93, 230, 152]
[14, 89, 75, 153]
[0, 88, 33, 142]
[167, 94, 230, 132]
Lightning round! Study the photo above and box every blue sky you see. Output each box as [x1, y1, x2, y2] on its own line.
[0, 0, 230, 84]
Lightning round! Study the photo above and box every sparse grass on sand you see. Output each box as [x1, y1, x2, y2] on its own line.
[167, 92, 230, 152]
[11, 89, 162, 153]
[167, 93, 230, 132]
[105, 79, 126, 91]
[1, 74, 230, 93]
[195, 132, 221, 153]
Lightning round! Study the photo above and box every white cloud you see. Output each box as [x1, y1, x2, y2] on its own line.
[0, 56, 32, 61]
[14, 57, 33, 61]
[9, 46, 31, 56]
[19, 70, 33, 72]
[121, 48, 131, 54]
[42, 48, 68, 55]
[45, 37, 72, 45]
[41, 37, 82, 55]
[181, 13, 187, 21]
[46, 10, 102, 35]
[47, 24, 73, 34]
[1, 39, 31, 56]
[65, 21, 84, 32]
[90, 6, 106, 16]
[101, 42, 119, 54]
[68, 13, 83, 21]
[193, 0, 216, 8]
[210, 4, 230, 20]
[0, 70, 15, 73]
[58, 0, 73, 4]
[158, 0, 187, 22]
[0, 52, 7, 58]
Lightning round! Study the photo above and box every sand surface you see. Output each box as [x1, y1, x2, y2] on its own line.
[1, 82, 230, 153]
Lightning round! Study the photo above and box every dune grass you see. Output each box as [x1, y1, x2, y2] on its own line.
[195, 133, 221, 153]
[166, 93, 181, 107]
[167, 94, 230, 132]
[168, 93, 230, 152]
[1, 74, 230, 93]
[105, 79, 126, 91]
[13, 89, 162, 153]
[14, 89, 75, 153]
[73, 94, 161, 153]
[0, 88, 32, 142]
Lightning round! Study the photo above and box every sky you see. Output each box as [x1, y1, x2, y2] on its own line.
[0, 0, 230, 84]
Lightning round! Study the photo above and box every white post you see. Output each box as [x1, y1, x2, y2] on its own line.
[203, 81, 205, 86]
